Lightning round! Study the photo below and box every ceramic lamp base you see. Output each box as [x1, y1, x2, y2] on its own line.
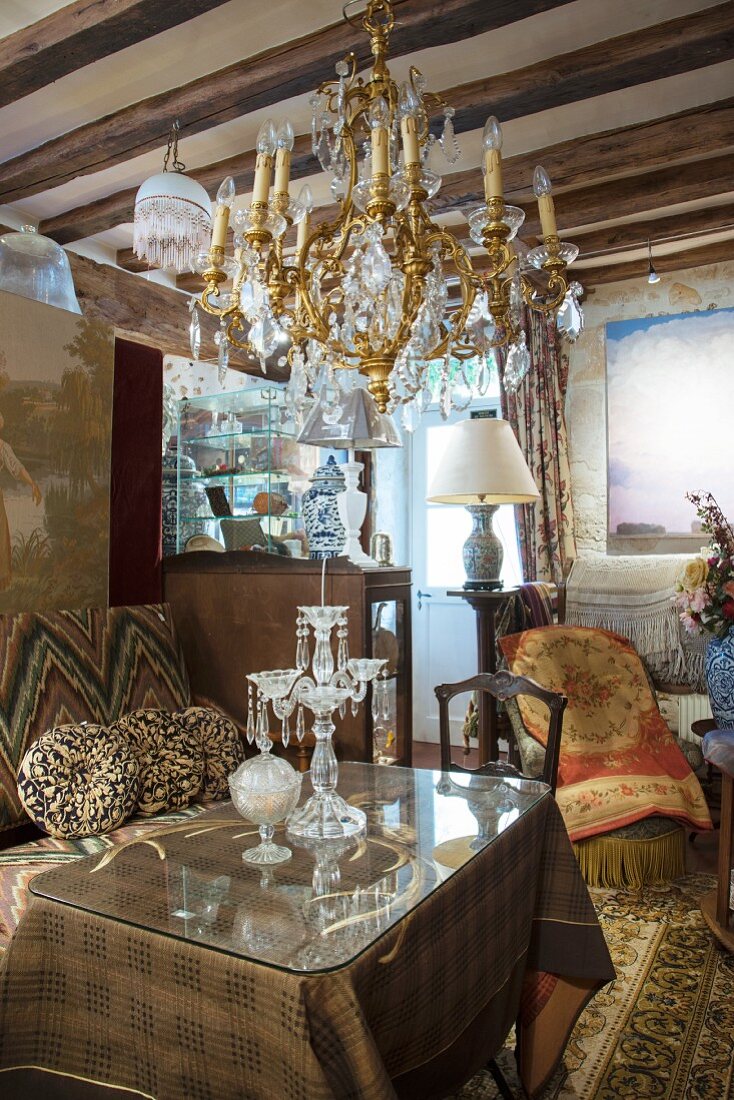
[337, 461, 377, 566]
[287, 791, 367, 839]
[463, 503, 503, 588]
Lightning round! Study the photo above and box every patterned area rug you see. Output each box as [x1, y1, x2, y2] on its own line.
[453, 874, 734, 1100]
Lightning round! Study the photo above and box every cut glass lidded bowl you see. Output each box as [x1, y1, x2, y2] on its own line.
[229, 753, 302, 865]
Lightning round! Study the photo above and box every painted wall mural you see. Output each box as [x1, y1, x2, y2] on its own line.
[605, 305, 734, 548]
[0, 290, 113, 610]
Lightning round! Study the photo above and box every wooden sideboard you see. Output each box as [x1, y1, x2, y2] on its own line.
[163, 550, 412, 768]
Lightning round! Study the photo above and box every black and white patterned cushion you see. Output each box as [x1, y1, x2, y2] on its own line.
[17, 723, 139, 838]
[176, 706, 245, 800]
[110, 708, 203, 815]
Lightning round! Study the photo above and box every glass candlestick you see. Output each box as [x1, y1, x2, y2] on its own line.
[245, 601, 386, 841]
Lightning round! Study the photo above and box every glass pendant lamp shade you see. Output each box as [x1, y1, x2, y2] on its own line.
[0, 225, 81, 314]
[133, 170, 212, 273]
[296, 387, 402, 449]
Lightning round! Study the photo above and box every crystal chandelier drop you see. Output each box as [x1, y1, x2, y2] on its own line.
[134, 120, 212, 273]
[192, 0, 578, 417]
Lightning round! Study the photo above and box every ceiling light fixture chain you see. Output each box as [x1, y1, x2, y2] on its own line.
[162, 119, 185, 174]
[190, 0, 578, 418]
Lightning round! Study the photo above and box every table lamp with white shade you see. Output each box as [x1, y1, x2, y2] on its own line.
[297, 386, 402, 565]
[426, 418, 539, 589]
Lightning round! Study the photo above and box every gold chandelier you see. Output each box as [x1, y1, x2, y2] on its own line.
[192, 0, 578, 415]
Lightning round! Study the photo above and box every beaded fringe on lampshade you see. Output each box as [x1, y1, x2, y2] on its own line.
[133, 194, 211, 273]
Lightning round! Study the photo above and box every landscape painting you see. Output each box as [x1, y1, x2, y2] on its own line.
[0, 290, 113, 611]
[606, 306, 734, 548]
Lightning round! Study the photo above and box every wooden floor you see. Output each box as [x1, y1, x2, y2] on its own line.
[411, 740, 720, 875]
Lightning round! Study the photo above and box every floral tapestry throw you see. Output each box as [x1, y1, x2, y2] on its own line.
[499, 625, 712, 841]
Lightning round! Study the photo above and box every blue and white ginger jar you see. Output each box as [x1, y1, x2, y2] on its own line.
[302, 456, 346, 560]
[704, 627, 734, 729]
[162, 444, 208, 556]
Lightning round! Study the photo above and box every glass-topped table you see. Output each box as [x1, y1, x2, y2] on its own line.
[30, 763, 548, 974]
[2, 763, 613, 1100]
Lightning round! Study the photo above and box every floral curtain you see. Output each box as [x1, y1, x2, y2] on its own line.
[499, 311, 576, 583]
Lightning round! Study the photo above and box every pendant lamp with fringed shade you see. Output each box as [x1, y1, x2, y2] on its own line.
[133, 120, 212, 274]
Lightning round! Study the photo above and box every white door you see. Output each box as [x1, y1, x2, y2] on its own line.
[411, 403, 523, 746]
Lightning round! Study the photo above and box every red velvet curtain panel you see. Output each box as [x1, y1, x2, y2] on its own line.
[499, 312, 576, 584]
[109, 339, 163, 606]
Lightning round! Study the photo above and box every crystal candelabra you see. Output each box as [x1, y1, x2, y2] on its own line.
[244, 604, 387, 839]
[191, 0, 580, 427]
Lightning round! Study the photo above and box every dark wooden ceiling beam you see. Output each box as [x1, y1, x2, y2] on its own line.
[439, 1, 734, 138]
[0, 0, 574, 204]
[40, 89, 734, 246]
[569, 202, 734, 257]
[0, 0, 233, 111]
[115, 247, 151, 274]
[576, 236, 734, 285]
[424, 98, 734, 216]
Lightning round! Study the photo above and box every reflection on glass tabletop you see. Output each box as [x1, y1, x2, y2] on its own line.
[31, 762, 548, 974]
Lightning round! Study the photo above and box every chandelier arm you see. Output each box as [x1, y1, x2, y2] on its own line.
[224, 315, 255, 351]
[199, 282, 237, 318]
[520, 272, 568, 315]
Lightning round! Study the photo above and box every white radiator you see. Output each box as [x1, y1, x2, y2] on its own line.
[657, 691, 712, 744]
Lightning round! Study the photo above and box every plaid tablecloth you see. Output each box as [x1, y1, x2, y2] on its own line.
[0, 793, 613, 1100]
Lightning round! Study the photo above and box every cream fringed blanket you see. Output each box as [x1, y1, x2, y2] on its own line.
[565, 555, 706, 689]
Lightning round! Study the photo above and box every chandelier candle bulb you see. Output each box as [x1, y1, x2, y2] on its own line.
[274, 121, 295, 195]
[211, 175, 235, 249]
[369, 96, 390, 177]
[533, 165, 557, 239]
[398, 82, 421, 166]
[252, 119, 277, 206]
[482, 116, 504, 201]
[296, 183, 314, 253]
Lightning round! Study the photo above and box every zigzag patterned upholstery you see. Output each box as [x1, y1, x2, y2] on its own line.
[0, 805, 206, 953]
[0, 604, 190, 836]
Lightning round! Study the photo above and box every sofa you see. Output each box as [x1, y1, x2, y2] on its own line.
[0, 603, 232, 952]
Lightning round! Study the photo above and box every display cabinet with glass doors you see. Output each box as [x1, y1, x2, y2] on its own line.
[175, 384, 326, 555]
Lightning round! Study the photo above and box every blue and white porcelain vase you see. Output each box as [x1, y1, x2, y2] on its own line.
[302, 456, 346, 560]
[704, 627, 734, 729]
[162, 443, 208, 556]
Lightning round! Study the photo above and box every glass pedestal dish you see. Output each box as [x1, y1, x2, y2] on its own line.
[228, 748, 302, 865]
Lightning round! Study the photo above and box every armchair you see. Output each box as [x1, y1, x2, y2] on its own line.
[499, 625, 712, 888]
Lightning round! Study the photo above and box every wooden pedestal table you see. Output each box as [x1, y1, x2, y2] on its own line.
[447, 588, 518, 763]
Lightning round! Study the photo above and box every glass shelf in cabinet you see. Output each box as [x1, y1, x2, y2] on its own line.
[183, 427, 297, 444]
[179, 471, 295, 482]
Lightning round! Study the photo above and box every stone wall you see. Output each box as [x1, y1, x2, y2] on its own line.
[566, 259, 734, 556]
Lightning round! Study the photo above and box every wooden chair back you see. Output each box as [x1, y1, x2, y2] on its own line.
[435, 670, 567, 794]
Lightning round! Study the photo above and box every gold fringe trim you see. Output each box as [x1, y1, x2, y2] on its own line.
[573, 828, 686, 890]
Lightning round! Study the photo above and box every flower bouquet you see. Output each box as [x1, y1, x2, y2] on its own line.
[675, 492, 734, 638]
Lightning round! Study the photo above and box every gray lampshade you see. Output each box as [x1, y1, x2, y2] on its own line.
[296, 387, 402, 449]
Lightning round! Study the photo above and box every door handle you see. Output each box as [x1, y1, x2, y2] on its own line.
[417, 590, 432, 611]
